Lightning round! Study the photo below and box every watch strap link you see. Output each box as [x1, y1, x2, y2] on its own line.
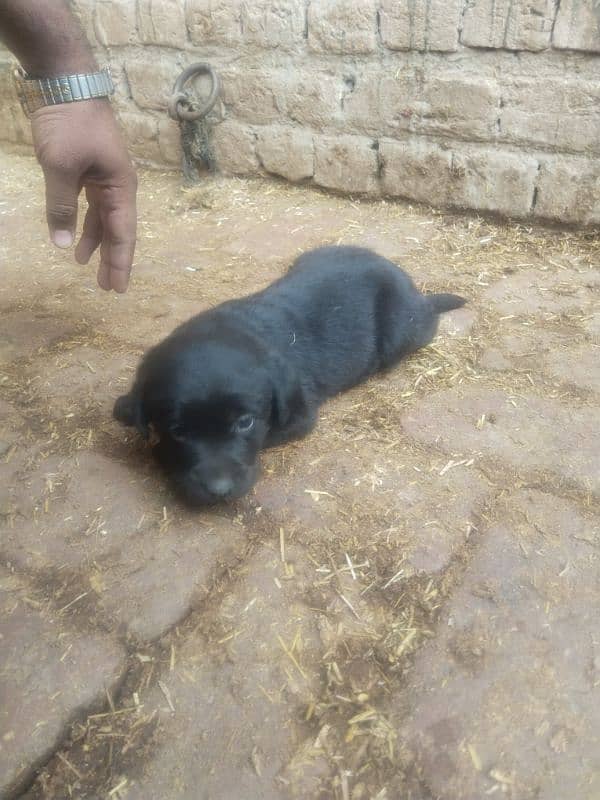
[14, 66, 115, 115]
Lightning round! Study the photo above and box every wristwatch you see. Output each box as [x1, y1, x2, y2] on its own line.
[13, 65, 115, 116]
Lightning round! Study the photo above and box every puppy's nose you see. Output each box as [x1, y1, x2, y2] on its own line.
[206, 476, 235, 497]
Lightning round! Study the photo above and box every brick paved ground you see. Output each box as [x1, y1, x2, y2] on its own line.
[1, 152, 599, 800]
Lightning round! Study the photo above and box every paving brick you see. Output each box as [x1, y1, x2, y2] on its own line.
[138, 0, 187, 47]
[308, 0, 378, 54]
[553, 0, 600, 52]
[0, 567, 125, 798]
[483, 266, 600, 316]
[93, 0, 137, 46]
[395, 490, 600, 799]
[0, 311, 75, 365]
[240, 0, 306, 50]
[402, 387, 600, 491]
[3, 451, 249, 640]
[380, 0, 462, 52]
[112, 546, 324, 798]
[534, 155, 600, 225]
[256, 125, 314, 182]
[314, 134, 379, 194]
[186, 0, 242, 46]
[461, 0, 556, 51]
[212, 119, 260, 175]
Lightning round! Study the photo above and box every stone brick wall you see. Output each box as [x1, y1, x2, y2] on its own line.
[1, 0, 599, 224]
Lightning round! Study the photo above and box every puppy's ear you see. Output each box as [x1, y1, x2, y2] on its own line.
[269, 355, 314, 442]
[113, 391, 149, 439]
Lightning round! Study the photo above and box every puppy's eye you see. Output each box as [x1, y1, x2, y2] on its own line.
[233, 414, 255, 433]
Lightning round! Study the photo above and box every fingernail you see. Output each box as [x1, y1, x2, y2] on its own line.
[52, 230, 73, 248]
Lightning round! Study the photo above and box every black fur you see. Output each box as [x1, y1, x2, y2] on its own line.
[114, 246, 465, 505]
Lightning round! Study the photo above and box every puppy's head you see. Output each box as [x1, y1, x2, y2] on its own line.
[114, 335, 303, 506]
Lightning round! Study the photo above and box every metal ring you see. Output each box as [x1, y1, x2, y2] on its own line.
[168, 63, 220, 122]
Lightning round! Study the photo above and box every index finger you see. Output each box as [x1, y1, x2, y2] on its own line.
[97, 178, 137, 293]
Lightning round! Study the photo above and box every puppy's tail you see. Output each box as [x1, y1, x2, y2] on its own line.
[427, 293, 466, 313]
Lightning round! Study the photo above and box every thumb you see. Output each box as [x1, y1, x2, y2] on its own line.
[43, 167, 80, 249]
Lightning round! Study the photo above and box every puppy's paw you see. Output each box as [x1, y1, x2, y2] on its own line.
[113, 394, 136, 426]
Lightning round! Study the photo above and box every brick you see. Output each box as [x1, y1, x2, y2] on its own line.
[284, 73, 340, 130]
[220, 68, 285, 125]
[125, 55, 179, 111]
[212, 119, 259, 175]
[534, 155, 600, 225]
[240, 0, 306, 49]
[461, 0, 555, 51]
[256, 125, 314, 181]
[553, 0, 600, 52]
[308, 0, 378, 54]
[396, 490, 600, 799]
[314, 134, 379, 194]
[158, 118, 182, 165]
[138, 0, 187, 47]
[380, 0, 461, 52]
[186, 0, 242, 46]
[118, 111, 161, 161]
[0, 568, 125, 798]
[402, 387, 600, 491]
[93, 0, 137, 46]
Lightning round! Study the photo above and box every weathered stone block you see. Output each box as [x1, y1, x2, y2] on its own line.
[93, 0, 137, 46]
[158, 118, 182, 165]
[138, 0, 187, 47]
[117, 111, 160, 161]
[381, 140, 537, 217]
[220, 68, 285, 125]
[240, 0, 306, 49]
[186, 0, 242, 46]
[212, 119, 259, 174]
[314, 134, 379, 194]
[380, 0, 462, 52]
[341, 71, 382, 135]
[462, 0, 555, 51]
[534, 155, 600, 225]
[553, 0, 600, 52]
[380, 138, 453, 205]
[256, 125, 314, 181]
[125, 55, 179, 111]
[450, 147, 539, 217]
[421, 76, 499, 139]
[284, 73, 340, 130]
[308, 0, 378, 54]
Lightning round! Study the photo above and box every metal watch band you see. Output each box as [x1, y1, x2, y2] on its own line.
[13, 66, 115, 115]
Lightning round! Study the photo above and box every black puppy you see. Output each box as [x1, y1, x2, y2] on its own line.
[114, 246, 465, 505]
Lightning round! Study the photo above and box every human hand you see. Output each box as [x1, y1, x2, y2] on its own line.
[30, 98, 137, 293]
